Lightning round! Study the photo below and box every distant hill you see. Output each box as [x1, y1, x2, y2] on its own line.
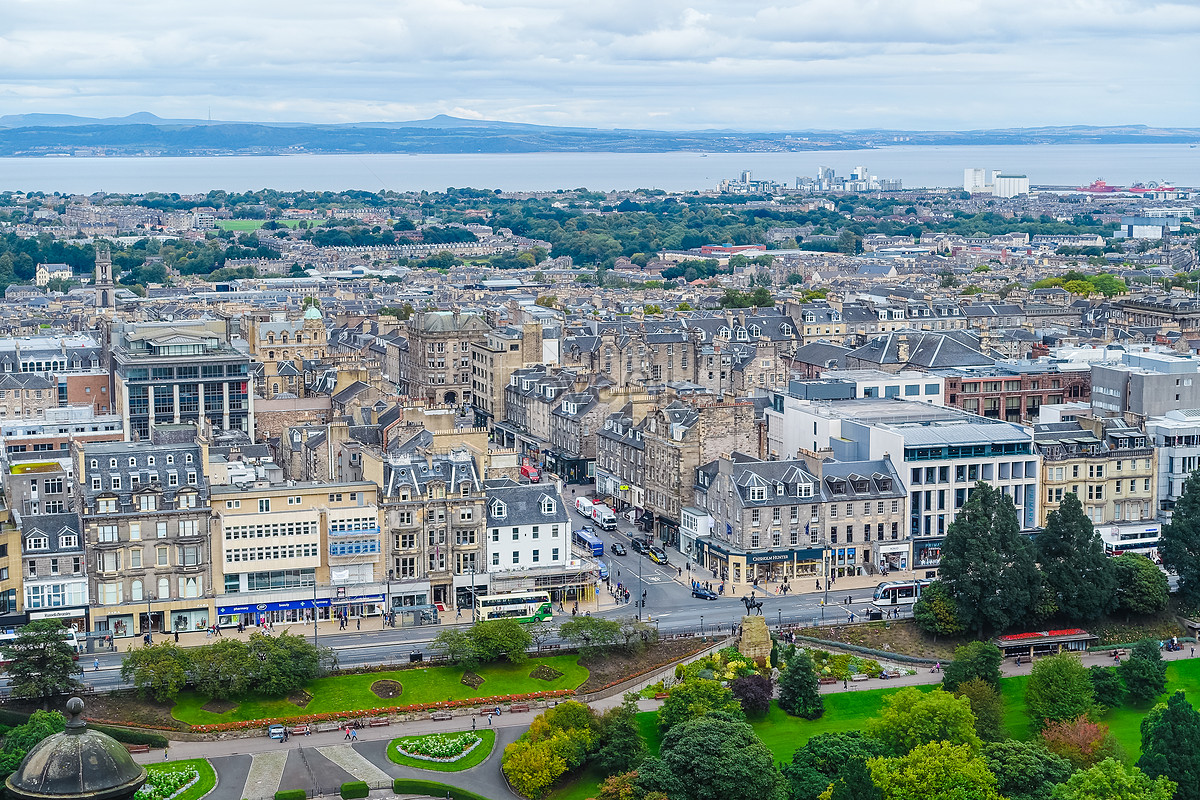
[0, 114, 1197, 156]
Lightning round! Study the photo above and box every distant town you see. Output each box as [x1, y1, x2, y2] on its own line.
[0, 169, 1196, 639]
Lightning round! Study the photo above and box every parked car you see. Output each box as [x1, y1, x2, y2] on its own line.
[692, 587, 718, 601]
[609, 542, 628, 556]
[649, 547, 669, 565]
[268, 724, 286, 740]
[631, 538, 651, 555]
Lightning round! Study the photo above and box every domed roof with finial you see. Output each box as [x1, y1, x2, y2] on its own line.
[5, 697, 147, 800]
[303, 305, 322, 320]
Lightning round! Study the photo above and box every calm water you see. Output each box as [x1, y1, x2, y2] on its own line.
[0, 144, 1195, 194]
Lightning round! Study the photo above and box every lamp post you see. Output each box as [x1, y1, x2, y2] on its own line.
[145, 594, 154, 641]
[387, 569, 394, 628]
[700, 615, 704, 638]
[637, 549, 644, 621]
[777, 608, 782, 628]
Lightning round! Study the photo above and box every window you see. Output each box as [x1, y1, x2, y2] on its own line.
[110, 475, 121, 490]
[138, 494, 157, 512]
[131, 580, 143, 601]
[96, 526, 117, 543]
[532, 549, 540, 563]
[751, 509, 760, 526]
[180, 520, 199, 537]
[179, 545, 201, 566]
[552, 547, 560, 561]
[492, 553, 500, 566]
[157, 522, 167, 539]
[97, 551, 120, 572]
[512, 551, 520, 564]
[98, 498, 116, 514]
[259, 498, 271, 513]
[749, 486, 766, 501]
[156, 546, 169, 566]
[129, 523, 141, 540]
[130, 548, 142, 568]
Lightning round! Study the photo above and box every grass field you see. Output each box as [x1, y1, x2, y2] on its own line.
[142, 759, 217, 800]
[217, 219, 303, 231]
[388, 729, 496, 772]
[171, 655, 588, 725]
[548, 658, 1200, 800]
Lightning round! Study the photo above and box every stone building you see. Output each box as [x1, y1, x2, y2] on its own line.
[398, 310, 491, 407]
[245, 306, 329, 399]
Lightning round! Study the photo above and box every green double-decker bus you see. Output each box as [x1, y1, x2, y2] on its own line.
[475, 591, 554, 623]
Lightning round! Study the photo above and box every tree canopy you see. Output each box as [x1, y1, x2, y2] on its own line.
[1036, 493, 1116, 622]
[1025, 653, 1095, 729]
[865, 687, 981, 756]
[1137, 691, 1200, 800]
[7, 620, 83, 701]
[1161, 469, 1200, 608]
[637, 715, 782, 800]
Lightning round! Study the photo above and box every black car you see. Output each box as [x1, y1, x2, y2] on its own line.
[631, 538, 651, 555]
[609, 542, 628, 556]
[692, 587, 718, 601]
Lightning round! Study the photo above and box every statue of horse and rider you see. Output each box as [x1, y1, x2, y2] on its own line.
[741, 592, 764, 615]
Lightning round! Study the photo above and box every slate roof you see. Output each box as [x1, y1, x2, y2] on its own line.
[486, 481, 570, 528]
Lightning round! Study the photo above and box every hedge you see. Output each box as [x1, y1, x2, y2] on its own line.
[0, 708, 169, 748]
[275, 791, 307, 800]
[340, 782, 369, 799]
[788, 634, 939, 665]
[392, 778, 495, 800]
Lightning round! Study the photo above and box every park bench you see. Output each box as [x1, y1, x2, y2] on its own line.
[315, 722, 343, 733]
[817, 677, 837, 686]
[291, 724, 312, 736]
[430, 711, 454, 721]
[368, 718, 390, 727]
[880, 671, 903, 680]
[851, 674, 869, 682]
[125, 744, 150, 754]
[653, 693, 669, 700]
[509, 703, 531, 713]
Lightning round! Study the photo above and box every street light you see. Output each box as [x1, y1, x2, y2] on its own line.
[387, 569, 394, 628]
[777, 608, 782, 628]
[700, 615, 704, 638]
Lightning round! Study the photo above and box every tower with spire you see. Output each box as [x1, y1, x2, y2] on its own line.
[94, 243, 115, 309]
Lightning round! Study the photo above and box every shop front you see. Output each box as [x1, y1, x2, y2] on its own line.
[544, 449, 592, 485]
[697, 540, 823, 587]
[30, 606, 88, 632]
[655, 516, 680, 549]
[912, 538, 944, 576]
[169, 607, 212, 633]
[877, 543, 910, 573]
[827, 546, 861, 579]
[453, 573, 490, 615]
[217, 591, 385, 628]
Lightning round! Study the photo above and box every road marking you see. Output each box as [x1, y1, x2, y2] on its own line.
[244, 750, 287, 800]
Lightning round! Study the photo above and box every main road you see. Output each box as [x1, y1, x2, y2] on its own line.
[67, 508, 896, 692]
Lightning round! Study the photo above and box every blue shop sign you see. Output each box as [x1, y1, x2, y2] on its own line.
[218, 594, 384, 615]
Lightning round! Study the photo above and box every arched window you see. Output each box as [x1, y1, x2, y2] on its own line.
[130, 579, 143, 601]
[157, 577, 170, 600]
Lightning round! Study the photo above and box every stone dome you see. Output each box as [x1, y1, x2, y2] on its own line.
[5, 698, 147, 800]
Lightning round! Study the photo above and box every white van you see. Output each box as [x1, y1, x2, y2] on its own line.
[590, 503, 618, 531]
[575, 497, 597, 518]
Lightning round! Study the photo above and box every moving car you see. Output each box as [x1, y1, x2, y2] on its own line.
[631, 538, 651, 555]
[648, 547, 669, 565]
[692, 586, 718, 601]
[609, 542, 628, 556]
[268, 724, 286, 740]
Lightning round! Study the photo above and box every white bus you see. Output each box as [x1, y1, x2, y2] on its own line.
[474, 592, 553, 623]
[0, 628, 83, 670]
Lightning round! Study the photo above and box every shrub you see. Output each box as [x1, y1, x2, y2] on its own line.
[340, 781, 369, 799]
[1025, 653, 1094, 728]
[276, 791, 307, 800]
[1040, 716, 1124, 769]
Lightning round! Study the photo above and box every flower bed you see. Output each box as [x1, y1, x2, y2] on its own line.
[188, 689, 573, 732]
[135, 767, 199, 800]
[395, 732, 482, 762]
[810, 649, 884, 680]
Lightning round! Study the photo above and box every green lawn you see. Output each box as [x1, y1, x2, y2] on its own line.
[171, 655, 588, 725]
[388, 729, 495, 772]
[142, 759, 217, 800]
[547, 763, 605, 800]
[217, 219, 303, 231]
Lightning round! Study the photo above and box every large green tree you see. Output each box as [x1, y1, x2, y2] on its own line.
[868, 742, 1002, 800]
[939, 482, 1041, 636]
[657, 679, 744, 732]
[1110, 553, 1168, 618]
[7, 620, 83, 702]
[777, 649, 823, 720]
[1161, 469, 1200, 607]
[1120, 638, 1168, 704]
[1088, 665, 1126, 710]
[120, 641, 190, 702]
[1036, 493, 1117, 622]
[559, 616, 622, 657]
[942, 641, 1003, 692]
[782, 732, 886, 800]
[1050, 758, 1175, 800]
[637, 714, 782, 800]
[0, 710, 66, 780]
[954, 678, 1006, 741]
[982, 740, 1074, 800]
[865, 687, 980, 756]
[1137, 691, 1200, 800]
[1025, 653, 1095, 729]
[594, 696, 647, 777]
[912, 581, 965, 638]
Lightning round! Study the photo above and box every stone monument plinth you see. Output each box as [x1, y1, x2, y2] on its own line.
[738, 614, 772, 667]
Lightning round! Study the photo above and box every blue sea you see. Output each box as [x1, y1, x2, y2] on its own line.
[0, 144, 1195, 194]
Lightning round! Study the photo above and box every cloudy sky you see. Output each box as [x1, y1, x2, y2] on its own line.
[2, 0, 1198, 130]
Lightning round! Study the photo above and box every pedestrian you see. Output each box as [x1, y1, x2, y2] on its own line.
[351, 728, 357, 741]
[93, 658, 99, 671]
[283, 728, 289, 742]
[843, 679, 848, 690]
[472, 717, 476, 731]
[174, 630, 180, 643]
[1193, 647, 1196, 658]
[488, 713, 493, 726]
[356, 617, 361, 630]
[344, 726, 351, 740]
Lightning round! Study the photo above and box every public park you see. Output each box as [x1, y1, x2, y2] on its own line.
[8, 482, 1200, 800]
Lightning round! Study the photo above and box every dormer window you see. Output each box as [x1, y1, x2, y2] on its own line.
[26, 535, 48, 550]
[749, 486, 766, 502]
[144, 457, 152, 466]
[166, 455, 174, 465]
[109, 459, 117, 469]
[775, 483, 784, 496]
[798, 483, 814, 498]
[540, 497, 556, 515]
[491, 500, 507, 518]
[781, 324, 793, 336]
[749, 325, 761, 337]
[736, 328, 749, 341]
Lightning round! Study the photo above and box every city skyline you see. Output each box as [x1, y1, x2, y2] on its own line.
[2, 0, 1198, 130]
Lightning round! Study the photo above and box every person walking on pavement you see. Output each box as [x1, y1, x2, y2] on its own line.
[356, 617, 360, 631]
[344, 726, 352, 740]
[472, 717, 476, 731]
[488, 713, 493, 726]
[350, 728, 357, 741]
[93, 658, 99, 671]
